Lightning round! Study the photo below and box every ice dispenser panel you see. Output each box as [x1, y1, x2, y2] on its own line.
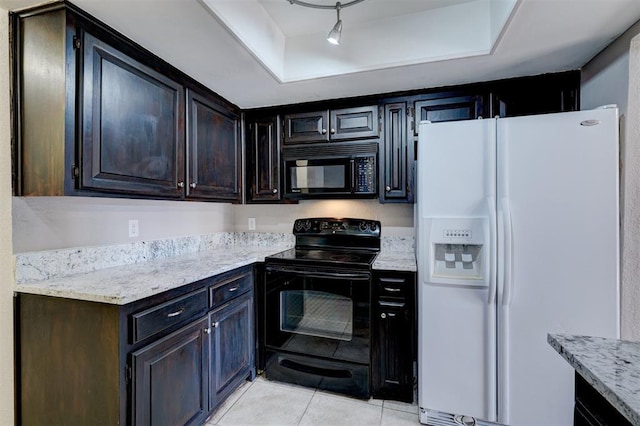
[433, 243, 483, 279]
[425, 218, 488, 286]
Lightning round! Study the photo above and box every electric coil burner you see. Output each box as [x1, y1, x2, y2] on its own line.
[262, 218, 381, 399]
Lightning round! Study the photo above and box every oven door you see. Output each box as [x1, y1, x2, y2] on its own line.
[264, 265, 371, 365]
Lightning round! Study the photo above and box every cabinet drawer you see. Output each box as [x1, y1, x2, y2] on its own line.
[131, 288, 208, 343]
[210, 271, 252, 308]
[378, 276, 409, 298]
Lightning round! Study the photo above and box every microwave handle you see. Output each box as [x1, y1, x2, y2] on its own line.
[350, 159, 355, 192]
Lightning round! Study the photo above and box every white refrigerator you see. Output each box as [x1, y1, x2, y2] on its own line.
[416, 108, 620, 426]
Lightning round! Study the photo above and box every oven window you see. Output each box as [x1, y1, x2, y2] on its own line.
[291, 163, 345, 189]
[280, 290, 353, 341]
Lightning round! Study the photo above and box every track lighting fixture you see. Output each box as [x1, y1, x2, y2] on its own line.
[287, 0, 365, 45]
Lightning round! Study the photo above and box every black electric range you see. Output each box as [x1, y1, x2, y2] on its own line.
[265, 217, 382, 270]
[261, 217, 381, 399]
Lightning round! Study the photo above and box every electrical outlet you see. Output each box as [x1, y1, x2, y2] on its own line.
[128, 219, 139, 238]
[248, 217, 256, 231]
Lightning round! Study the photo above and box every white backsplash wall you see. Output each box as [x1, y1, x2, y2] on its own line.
[232, 199, 414, 236]
[12, 196, 234, 253]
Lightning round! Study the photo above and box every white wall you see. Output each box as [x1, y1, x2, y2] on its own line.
[581, 19, 640, 341]
[12, 197, 234, 253]
[232, 200, 414, 236]
[0, 8, 15, 425]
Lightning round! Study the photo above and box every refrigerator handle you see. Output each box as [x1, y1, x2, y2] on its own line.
[487, 196, 497, 304]
[500, 198, 514, 306]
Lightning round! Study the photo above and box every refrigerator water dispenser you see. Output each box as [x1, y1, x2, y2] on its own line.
[425, 218, 488, 286]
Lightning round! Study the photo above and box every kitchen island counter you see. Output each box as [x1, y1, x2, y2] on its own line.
[548, 333, 640, 425]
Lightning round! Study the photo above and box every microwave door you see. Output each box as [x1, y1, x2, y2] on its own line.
[287, 159, 351, 195]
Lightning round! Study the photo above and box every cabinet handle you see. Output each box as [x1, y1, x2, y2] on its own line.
[204, 328, 211, 334]
[321, 128, 327, 134]
[381, 313, 386, 319]
[212, 321, 220, 328]
[177, 182, 184, 188]
[387, 312, 397, 318]
[383, 287, 401, 292]
[385, 185, 391, 192]
[167, 308, 185, 318]
[330, 128, 336, 134]
[228, 285, 239, 292]
[189, 182, 197, 189]
[272, 188, 278, 194]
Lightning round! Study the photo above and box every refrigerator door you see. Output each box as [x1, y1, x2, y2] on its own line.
[417, 119, 497, 422]
[496, 108, 620, 425]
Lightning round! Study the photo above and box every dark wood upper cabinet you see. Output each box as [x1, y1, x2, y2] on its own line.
[413, 94, 483, 135]
[246, 114, 281, 203]
[81, 30, 185, 197]
[283, 105, 379, 144]
[330, 105, 379, 140]
[186, 89, 241, 202]
[380, 102, 412, 203]
[12, 3, 242, 203]
[283, 110, 330, 144]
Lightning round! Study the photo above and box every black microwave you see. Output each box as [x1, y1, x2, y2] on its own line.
[283, 142, 378, 199]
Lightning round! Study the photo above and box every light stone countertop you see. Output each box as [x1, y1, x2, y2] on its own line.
[548, 333, 640, 425]
[14, 233, 416, 305]
[14, 245, 285, 305]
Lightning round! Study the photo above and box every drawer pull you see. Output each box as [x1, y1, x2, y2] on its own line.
[383, 287, 401, 292]
[228, 285, 240, 292]
[167, 308, 185, 318]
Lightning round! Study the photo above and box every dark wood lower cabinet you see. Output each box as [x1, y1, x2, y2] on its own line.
[132, 317, 209, 426]
[574, 372, 631, 426]
[209, 292, 254, 410]
[16, 265, 255, 426]
[371, 270, 416, 402]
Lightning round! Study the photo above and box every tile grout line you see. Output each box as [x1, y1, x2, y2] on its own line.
[296, 388, 318, 425]
[210, 378, 256, 425]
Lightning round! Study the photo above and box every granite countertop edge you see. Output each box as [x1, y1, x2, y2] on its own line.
[548, 333, 640, 425]
[15, 245, 416, 305]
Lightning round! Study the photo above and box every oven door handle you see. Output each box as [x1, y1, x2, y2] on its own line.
[265, 266, 371, 281]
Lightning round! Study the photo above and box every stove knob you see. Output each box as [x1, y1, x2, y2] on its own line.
[369, 222, 378, 232]
[359, 221, 369, 232]
[294, 220, 303, 231]
[303, 220, 312, 231]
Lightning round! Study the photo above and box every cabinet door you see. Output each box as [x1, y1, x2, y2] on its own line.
[283, 110, 330, 144]
[330, 105, 379, 140]
[371, 271, 416, 402]
[247, 115, 281, 202]
[186, 89, 241, 202]
[131, 317, 209, 426]
[380, 102, 413, 203]
[413, 94, 482, 135]
[209, 292, 254, 410]
[81, 30, 185, 197]
[372, 303, 413, 402]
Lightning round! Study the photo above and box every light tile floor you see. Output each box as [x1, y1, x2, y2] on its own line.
[205, 376, 420, 426]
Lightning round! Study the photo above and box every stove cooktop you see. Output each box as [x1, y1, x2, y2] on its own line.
[266, 248, 378, 270]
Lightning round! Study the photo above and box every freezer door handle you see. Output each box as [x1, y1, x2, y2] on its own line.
[487, 196, 497, 304]
[500, 197, 514, 306]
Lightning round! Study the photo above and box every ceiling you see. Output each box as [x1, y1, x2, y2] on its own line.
[3, 0, 640, 109]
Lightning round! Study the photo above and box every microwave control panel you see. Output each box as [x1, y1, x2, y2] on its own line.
[354, 156, 376, 193]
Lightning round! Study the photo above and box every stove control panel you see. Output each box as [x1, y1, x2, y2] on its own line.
[293, 218, 381, 237]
